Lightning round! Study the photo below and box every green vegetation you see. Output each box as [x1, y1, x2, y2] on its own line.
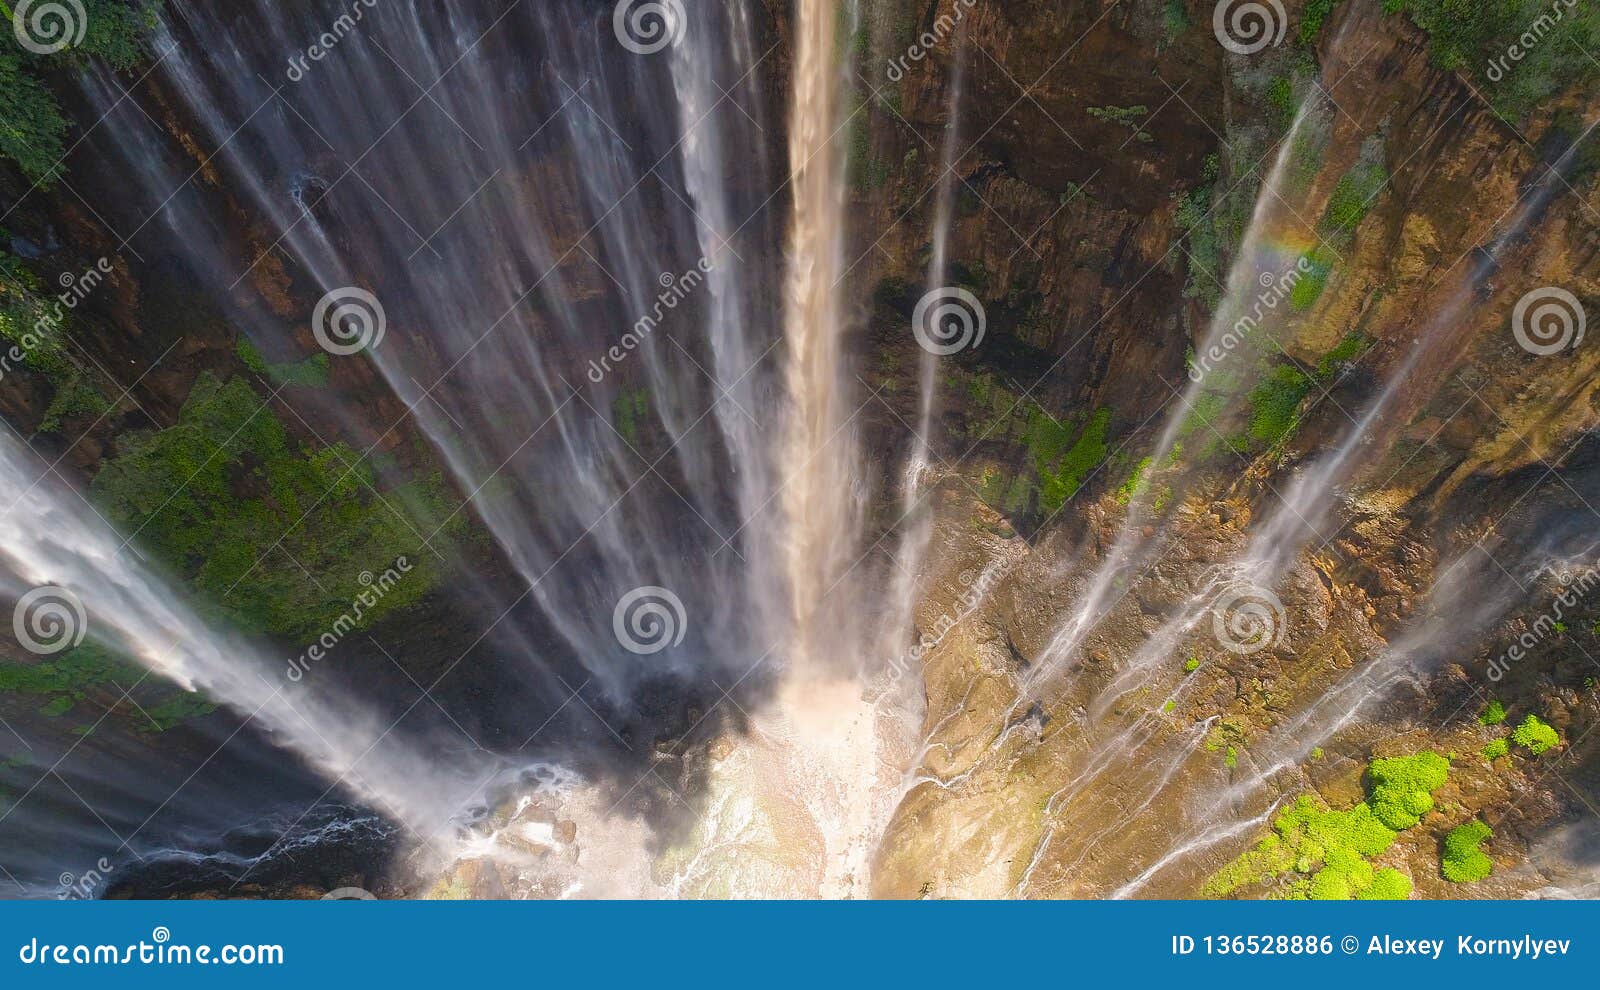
[846, 95, 890, 192]
[90, 373, 461, 640]
[1511, 714, 1559, 754]
[38, 695, 73, 717]
[1246, 364, 1312, 448]
[1290, 248, 1335, 311]
[1087, 105, 1152, 142]
[1175, 156, 1223, 309]
[1029, 407, 1112, 514]
[1184, 656, 1201, 673]
[1315, 332, 1371, 377]
[1266, 76, 1297, 129]
[1441, 819, 1493, 883]
[1299, 0, 1341, 45]
[1206, 753, 1450, 899]
[1322, 161, 1389, 236]
[0, 641, 212, 734]
[236, 338, 330, 389]
[1368, 751, 1451, 830]
[611, 387, 650, 447]
[1382, 0, 1600, 119]
[1225, 746, 1239, 769]
[1479, 699, 1507, 725]
[1116, 456, 1152, 505]
[1359, 868, 1414, 900]
[1162, 0, 1189, 45]
[0, 248, 71, 374]
[0, 1, 162, 185]
[1482, 737, 1510, 760]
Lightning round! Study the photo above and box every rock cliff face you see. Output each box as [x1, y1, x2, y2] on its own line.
[848, 0, 1600, 897]
[3, 0, 1599, 898]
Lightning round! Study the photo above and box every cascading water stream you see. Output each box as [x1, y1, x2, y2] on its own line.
[1014, 99, 1321, 702]
[0, 430, 485, 844]
[82, 1, 785, 710]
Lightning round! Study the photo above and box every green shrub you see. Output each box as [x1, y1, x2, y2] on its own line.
[1384, 1, 1600, 119]
[1031, 407, 1111, 514]
[1511, 714, 1559, 754]
[1184, 656, 1200, 673]
[0, 1, 162, 185]
[1175, 160, 1223, 309]
[1367, 751, 1450, 830]
[1441, 820, 1493, 882]
[1482, 737, 1509, 760]
[1247, 364, 1312, 447]
[1322, 163, 1389, 235]
[1357, 867, 1413, 900]
[91, 373, 461, 640]
[236, 338, 330, 388]
[1116, 456, 1152, 505]
[1290, 248, 1335, 310]
[1299, 0, 1341, 44]
[612, 387, 650, 446]
[1479, 699, 1507, 725]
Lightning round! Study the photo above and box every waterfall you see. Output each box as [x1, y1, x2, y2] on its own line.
[75, 1, 785, 707]
[908, 34, 967, 479]
[779, 0, 861, 671]
[0, 431, 484, 840]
